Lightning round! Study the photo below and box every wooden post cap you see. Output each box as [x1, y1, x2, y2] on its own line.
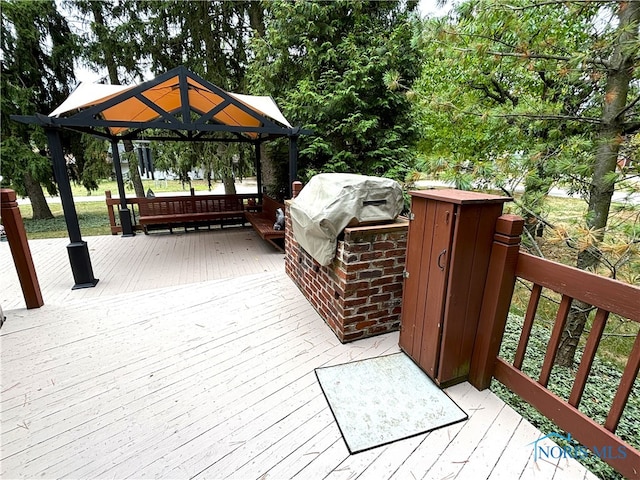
[495, 214, 524, 236]
[1, 188, 18, 204]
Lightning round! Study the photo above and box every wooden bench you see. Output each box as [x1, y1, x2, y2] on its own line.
[138, 195, 246, 234]
[245, 195, 286, 250]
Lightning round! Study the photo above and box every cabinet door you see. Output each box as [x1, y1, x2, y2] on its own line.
[400, 199, 455, 378]
[399, 197, 430, 358]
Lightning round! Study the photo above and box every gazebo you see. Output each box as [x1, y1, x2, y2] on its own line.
[12, 65, 308, 289]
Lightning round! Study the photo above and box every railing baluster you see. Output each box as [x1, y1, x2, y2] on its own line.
[605, 332, 640, 433]
[568, 308, 609, 407]
[488, 250, 640, 478]
[514, 283, 542, 369]
[539, 294, 572, 387]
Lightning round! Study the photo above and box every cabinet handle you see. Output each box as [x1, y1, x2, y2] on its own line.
[437, 249, 447, 271]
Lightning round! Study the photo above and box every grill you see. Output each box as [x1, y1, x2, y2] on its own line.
[289, 173, 404, 265]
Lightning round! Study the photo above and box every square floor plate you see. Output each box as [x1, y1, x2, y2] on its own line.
[315, 352, 468, 454]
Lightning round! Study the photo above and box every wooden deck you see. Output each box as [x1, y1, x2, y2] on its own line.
[1, 228, 598, 479]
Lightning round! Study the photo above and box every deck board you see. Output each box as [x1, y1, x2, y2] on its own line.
[1, 231, 598, 479]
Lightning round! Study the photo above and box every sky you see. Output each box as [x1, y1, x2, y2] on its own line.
[419, 0, 449, 16]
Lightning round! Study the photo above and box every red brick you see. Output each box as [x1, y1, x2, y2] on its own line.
[384, 266, 405, 276]
[359, 269, 383, 279]
[342, 315, 367, 325]
[343, 281, 370, 296]
[372, 258, 395, 269]
[370, 293, 392, 304]
[357, 304, 379, 314]
[343, 307, 356, 317]
[368, 309, 391, 319]
[346, 261, 372, 272]
[373, 241, 395, 250]
[344, 299, 368, 310]
[381, 283, 403, 293]
[370, 276, 397, 287]
[369, 325, 394, 334]
[342, 331, 365, 342]
[360, 251, 384, 261]
[384, 248, 406, 258]
[345, 243, 371, 253]
[356, 287, 379, 297]
[345, 271, 359, 281]
[342, 252, 359, 263]
[355, 320, 376, 330]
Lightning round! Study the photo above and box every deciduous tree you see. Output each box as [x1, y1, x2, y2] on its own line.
[413, 0, 639, 366]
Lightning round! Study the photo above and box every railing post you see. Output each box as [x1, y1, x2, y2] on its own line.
[1, 189, 44, 309]
[469, 214, 524, 390]
[110, 139, 134, 237]
[105, 190, 119, 234]
[291, 181, 303, 199]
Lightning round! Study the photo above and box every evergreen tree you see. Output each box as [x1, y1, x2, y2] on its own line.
[249, 0, 423, 191]
[1, 0, 78, 218]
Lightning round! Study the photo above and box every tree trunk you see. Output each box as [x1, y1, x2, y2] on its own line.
[122, 141, 145, 198]
[555, 1, 640, 367]
[223, 174, 236, 195]
[248, 2, 266, 38]
[128, 156, 145, 198]
[23, 171, 53, 220]
[521, 159, 552, 238]
[90, 2, 120, 85]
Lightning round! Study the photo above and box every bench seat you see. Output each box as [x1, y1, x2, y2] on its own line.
[246, 196, 285, 251]
[138, 195, 246, 234]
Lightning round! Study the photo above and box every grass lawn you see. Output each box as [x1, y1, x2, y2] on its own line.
[18, 202, 112, 239]
[71, 178, 228, 197]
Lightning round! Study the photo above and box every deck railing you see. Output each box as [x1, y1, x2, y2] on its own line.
[105, 190, 261, 234]
[469, 214, 640, 479]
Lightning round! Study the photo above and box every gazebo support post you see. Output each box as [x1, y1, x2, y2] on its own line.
[288, 134, 298, 199]
[254, 141, 263, 199]
[45, 127, 99, 289]
[110, 140, 135, 237]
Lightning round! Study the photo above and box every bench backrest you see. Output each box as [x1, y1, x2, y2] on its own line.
[138, 195, 245, 216]
[262, 195, 285, 222]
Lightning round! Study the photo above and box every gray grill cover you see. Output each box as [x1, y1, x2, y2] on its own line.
[290, 173, 403, 266]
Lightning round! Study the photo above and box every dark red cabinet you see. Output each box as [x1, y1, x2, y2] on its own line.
[399, 189, 511, 387]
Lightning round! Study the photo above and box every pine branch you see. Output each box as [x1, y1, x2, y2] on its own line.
[623, 121, 640, 134]
[448, 46, 611, 69]
[451, 46, 572, 62]
[503, 0, 636, 11]
[615, 93, 640, 120]
[437, 100, 610, 125]
[498, 113, 604, 123]
[499, 186, 557, 236]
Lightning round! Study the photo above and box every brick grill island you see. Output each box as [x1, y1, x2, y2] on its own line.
[285, 200, 409, 342]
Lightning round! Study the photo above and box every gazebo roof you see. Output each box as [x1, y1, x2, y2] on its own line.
[14, 65, 299, 142]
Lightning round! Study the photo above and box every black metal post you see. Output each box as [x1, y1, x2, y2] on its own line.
[254, 141, 263, 199]
[45, 128, 99, 289]
[288, 134, 298, 199]
[110, 139, 135, 236]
